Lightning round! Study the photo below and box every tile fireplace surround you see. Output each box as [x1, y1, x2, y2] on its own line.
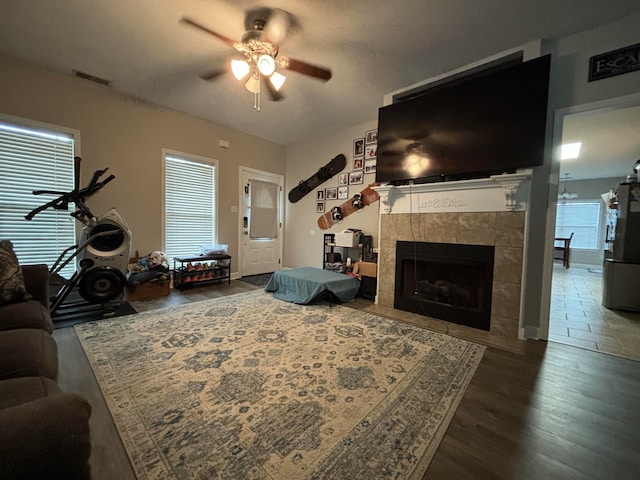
[373, 172, 531, 351]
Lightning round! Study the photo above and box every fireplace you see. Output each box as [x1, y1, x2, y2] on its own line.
[394, 241, 494, 331]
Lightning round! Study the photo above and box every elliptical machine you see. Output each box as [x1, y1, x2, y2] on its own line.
[26, 157, 132, 319]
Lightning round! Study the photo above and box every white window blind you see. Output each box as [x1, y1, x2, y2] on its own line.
[0, 121, 76, 278]
[164, 154, 216, 259]
[555, 201, 601, 249]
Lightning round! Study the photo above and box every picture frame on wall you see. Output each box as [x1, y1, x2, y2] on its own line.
[338, 173, 349, 186]
[364, 158, 377, 173]
[365, 143, 377, 159]
[353, 157, 364, 170]
[316, 201, 325, 213]
[353, 138, 365, 156]
[338, 186, 349, 200]
[349, 171, 364, 185]
[365, 129, 377, 144]
[325, 187, 338, 200]
[316, 189, 325, 200]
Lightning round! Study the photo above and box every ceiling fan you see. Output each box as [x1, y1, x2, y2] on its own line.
[180, 7, 332, 110]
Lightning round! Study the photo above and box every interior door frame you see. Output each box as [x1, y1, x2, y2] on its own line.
[237, 166, 284, 277]
[539, 91, 640, 340]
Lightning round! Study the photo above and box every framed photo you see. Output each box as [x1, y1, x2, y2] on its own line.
[349, 171, 364, 185]
[364, 158, 377, 173]
[365, 143, 377, 159]
[365, 129, 377, 144]
[338, 186, 349, 200]
[338, 173, 349, 186]
[325, 187, 338, 200]
[353, 156, 364, 170]
[316, 189, 325, 201]
[353, 137, 365, 156]
[316, 201, 325, 213]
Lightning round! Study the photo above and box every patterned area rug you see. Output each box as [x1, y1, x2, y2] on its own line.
[75, 290, 485, 479]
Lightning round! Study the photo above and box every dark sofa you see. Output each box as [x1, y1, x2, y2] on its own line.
[0, 262, 92, 480]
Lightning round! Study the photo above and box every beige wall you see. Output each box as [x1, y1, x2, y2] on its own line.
[284, 120, 379, 268]
[0, 53, 285, 271]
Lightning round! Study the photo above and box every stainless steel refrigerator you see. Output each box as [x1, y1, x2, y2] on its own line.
[603, 182, 640, 311]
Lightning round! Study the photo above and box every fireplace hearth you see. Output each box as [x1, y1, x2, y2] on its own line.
[395, 241, 494, 331]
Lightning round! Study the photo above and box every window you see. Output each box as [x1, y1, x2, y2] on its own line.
[0, 117, 77, 278]
[164, 151, 217, 259]
[555, 201, 601, 249]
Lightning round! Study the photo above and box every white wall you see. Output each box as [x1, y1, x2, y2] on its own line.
[0, 53, 285, 271]
[284, 120, 379, 268]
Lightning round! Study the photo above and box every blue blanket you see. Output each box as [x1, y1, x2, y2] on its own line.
[264, 267, 360, 304]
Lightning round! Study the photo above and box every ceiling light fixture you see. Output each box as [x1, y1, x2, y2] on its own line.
[231, 59, 250, 80]
[257, 54, 275, 76]
[558, 173, 578, 200]
[561, 142, 582, 160]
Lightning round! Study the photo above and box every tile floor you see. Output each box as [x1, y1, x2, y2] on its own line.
[549, 264, 640, 361]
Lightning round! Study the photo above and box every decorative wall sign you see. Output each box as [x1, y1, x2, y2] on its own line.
[589, 42, 640, 82]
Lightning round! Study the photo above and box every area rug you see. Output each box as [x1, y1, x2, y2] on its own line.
[239, 272, 273, 287]
[75, 290, 485, 479]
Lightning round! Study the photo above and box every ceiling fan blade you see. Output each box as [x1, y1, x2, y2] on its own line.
[262, 77, 284, 102]
[263, 9, 291, 45]
[180, 17, 238, 49]
[200, 68, 227, 81]
[280, 57, 332, 81]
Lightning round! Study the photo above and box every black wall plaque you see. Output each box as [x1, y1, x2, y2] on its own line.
[589, 42, 640, 82]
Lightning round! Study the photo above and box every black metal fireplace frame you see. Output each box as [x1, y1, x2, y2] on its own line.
[394, 240, 494, 331]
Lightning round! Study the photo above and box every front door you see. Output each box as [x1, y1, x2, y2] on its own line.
[240, 167, 283, 276]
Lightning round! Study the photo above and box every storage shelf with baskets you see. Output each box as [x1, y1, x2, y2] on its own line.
[173, 254, 231, 290]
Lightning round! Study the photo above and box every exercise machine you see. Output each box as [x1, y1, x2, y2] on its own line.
[26, 156, 132, 319]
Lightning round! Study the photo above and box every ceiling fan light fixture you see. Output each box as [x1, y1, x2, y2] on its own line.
[269, 71, 286, 91]
[231, 59, 250, 80]
[257, 54, 275, 76]
[244, 73, 261, 94]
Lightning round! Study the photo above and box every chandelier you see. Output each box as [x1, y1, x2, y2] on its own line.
[558, 173, 578, 200]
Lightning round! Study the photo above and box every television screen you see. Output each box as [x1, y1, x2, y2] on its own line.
[375, 54, 551, 184]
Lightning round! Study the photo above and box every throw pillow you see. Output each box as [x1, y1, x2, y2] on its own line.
[0, 240, 31, 305]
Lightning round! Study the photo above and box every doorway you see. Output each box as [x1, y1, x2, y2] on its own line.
[239, 167, 284, 277]
[546, 94, 640, 361]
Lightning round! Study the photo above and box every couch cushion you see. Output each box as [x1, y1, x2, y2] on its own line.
[0, 329, 58, 380]
[0, 376, 61, 409]
[0, 377, 92, 480]
[0, 240, 31, 306]
[0, 300, 54, 334]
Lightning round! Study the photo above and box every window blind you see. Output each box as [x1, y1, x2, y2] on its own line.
[164, 154, 216, 259]
[555, 201, 601, 250]
[0, 122, 76, 278]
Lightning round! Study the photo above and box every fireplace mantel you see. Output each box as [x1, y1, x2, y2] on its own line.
[373, 170, 532, 214]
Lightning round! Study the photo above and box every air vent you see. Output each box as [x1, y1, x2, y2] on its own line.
[72, 70, 111, 87]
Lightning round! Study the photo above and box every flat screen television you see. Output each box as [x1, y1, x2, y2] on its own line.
[375, 54, 551, 184]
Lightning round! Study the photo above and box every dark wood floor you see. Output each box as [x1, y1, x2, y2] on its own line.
[53, 281, 640, 480]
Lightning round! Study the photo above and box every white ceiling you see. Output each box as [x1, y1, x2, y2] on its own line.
[1, 0, 640, 178]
